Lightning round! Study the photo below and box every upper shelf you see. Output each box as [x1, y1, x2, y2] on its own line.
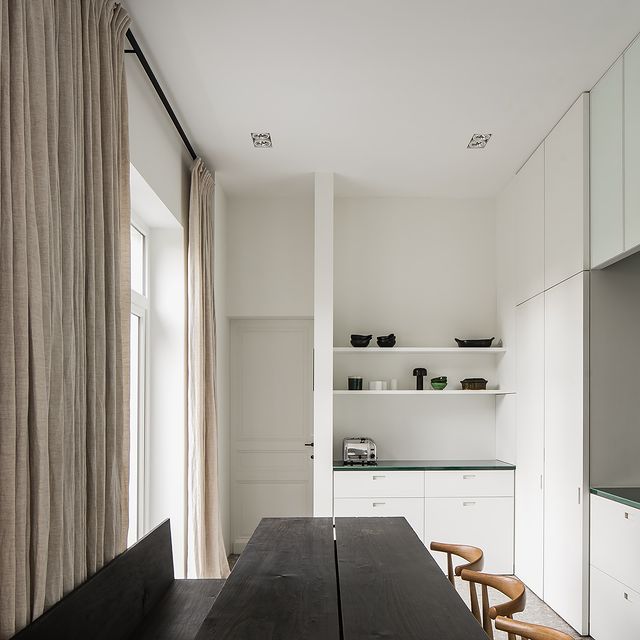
[333, 347, 506, 354]
[334, 389, 514, 396]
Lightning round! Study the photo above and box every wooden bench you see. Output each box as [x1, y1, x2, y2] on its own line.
[12, 520, 224, 640]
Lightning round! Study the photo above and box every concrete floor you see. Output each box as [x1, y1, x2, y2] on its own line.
[228, 553, 590, 638]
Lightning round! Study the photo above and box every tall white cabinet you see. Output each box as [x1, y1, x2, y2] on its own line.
[515, 295, 544, 597]
[543, 273, 589, 632]
[506, 93, 590, 635]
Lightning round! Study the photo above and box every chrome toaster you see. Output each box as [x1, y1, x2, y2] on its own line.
[342, 437, 377, 465]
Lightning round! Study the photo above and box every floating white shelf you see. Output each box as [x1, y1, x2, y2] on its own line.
[333, 347, 506, 354]
[333, 389, 514, 396]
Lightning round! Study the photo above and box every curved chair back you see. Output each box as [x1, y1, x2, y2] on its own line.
[460, 570, 526, 640]
[495, 616, 573, 640]
[429, 542, 484, 622]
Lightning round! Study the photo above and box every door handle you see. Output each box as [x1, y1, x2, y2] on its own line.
[304, 442, 314, 447]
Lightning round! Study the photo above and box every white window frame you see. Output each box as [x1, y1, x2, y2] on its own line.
[129, 217, 150, 545]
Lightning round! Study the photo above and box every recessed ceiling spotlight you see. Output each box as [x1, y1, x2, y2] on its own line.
[251, 132, 272, 148]
[467, 133, 492, 149]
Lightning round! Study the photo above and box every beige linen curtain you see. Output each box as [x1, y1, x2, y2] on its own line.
[187, 159, 229, 579]
[0, 1, 131, 637]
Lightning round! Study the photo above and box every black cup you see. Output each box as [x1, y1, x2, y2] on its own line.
[348, 376, 363, 390]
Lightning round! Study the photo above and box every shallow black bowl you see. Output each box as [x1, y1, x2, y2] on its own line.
[455, 337, 495, 348]
[350, 334, 372, 348]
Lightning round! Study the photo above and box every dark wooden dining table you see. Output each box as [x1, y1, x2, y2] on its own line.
[194, 516, 488, 640]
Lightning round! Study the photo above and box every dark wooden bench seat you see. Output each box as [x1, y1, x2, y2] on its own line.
[12, 520, 224, 640]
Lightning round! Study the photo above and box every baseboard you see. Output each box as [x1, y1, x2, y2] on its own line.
[232, 537, 250, 554]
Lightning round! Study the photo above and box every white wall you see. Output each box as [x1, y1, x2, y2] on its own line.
[495, 185, 517, 463]
[590, 250, 640, 487]
[333, 198, 497, 346]
[214, 180, 231, 554]
[226, 197, 314, 317]
[126, 55, 191, 227]
[333, 197, 500, 461]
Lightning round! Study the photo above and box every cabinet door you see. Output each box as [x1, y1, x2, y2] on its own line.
[625, 37, 640, 251]
[425, 497, 514, 575]
[591, 58, 624, 268]
[590, 565, 640, 640]
[545, 94, 589, 288]
[515, 294, 544, 597]
[515, 145, 545, 304]
[543, 272, 588, 634]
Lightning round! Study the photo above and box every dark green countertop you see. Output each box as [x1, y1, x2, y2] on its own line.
[591, 487, 640, 510]
[333, 459, 515, 471]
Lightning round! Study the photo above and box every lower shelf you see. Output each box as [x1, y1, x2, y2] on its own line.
[333, 390, 514, 396]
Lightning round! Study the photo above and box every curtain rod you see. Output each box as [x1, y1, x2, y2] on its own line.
[125, 29, 197, 161]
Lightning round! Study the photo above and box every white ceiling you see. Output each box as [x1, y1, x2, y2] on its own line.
[125, 0, 640, 198]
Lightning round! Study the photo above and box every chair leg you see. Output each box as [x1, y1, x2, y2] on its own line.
[481, 584, 493, 639]
[469, 581, 481, 623]
[446, 553, 455, 585]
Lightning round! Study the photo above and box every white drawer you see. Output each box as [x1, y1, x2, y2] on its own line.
[425, 497, 514, 574]
[425, 470, 514, 498]
[334, 497, 424, 540]
[590, 565, 640, 640]
[591, 494, 640, 593]
[334, 471, 424, 498]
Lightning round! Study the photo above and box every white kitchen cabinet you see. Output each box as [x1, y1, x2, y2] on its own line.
[515, 144, 545, 304]
[334, 470, 423, 498]
[425, 497, 514, 575]
[590, 566, 640, 640]
[591, 494, 640, 594]
[543, 272, 589, 634]
[514, 294, 545, 597]
[545, 94, 589, 288]
[591, 57, 624, 268]
[334, 497, 425, 539]
[625, 37, 640, 252]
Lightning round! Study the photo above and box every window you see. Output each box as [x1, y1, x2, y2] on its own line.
[128, 221, 149, 547]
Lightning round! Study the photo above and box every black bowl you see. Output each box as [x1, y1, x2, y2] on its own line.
[455, 337, 495, 348]
[350, 334, 372, 348]
[376, 334, 396, 348]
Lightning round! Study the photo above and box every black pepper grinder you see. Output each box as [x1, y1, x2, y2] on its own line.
[413, 367, 428, 390]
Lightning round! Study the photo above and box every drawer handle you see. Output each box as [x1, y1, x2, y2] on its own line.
[463, 501, 476, 507]
[372, 502, 386, 507]
[624, 592, 632, 602]
[372, 476, 386, 480]
[625, 512, 630, 519]
[463, 474, 477, 480]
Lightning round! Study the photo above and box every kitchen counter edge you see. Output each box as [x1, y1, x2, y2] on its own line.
[333, 459, 515, 471]
[591, 486, 640, 511]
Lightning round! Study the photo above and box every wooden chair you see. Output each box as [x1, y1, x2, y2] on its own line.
[460, 570, 526, 640]
[429, 542, 484, 622]
[495, 616, 573, 640]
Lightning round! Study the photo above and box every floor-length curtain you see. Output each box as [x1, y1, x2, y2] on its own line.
[0, 2, 131, 637]
[187, 159, 230, 579]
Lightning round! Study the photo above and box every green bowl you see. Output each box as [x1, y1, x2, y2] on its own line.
[431, 381, 448, 391]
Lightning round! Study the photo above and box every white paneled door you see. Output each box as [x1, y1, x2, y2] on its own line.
[543, 273, 589, 634]
[515, 293, 545, 597]
[230, 319, 313, 553]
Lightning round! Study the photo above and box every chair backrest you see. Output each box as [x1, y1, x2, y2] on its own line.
[12, 520, 175, 640]
[429, 542, 484, 583]
[495, 616, 573, 640]
[429, 542, 484, 623]
[460, 570, 526, 640]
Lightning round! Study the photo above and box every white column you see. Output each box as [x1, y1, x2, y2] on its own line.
[313, 173, 334, 516]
